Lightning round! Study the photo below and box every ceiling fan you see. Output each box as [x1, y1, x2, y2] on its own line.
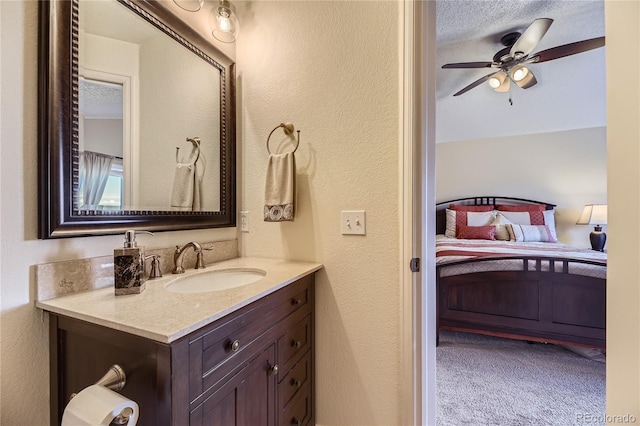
[442, 18, 605, 100]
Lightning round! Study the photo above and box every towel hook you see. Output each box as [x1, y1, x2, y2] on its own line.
[266, 122, 300, 155]
[176, 137, 201, 164]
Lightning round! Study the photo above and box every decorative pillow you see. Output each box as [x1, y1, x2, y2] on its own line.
[456, 225, 496, 240]
[506, 224, 556, 242]
[496, 204, 546, 212]
[449, 204, 494, 212]
[490, 212, 512, 241]
[499, 210, 558, 242]
[445, 209, 496, 238]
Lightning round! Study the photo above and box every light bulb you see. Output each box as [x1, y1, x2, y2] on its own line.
[210, 0, 239, 43]
[512, 66, 529, 82]
[488, 77, 501, 89]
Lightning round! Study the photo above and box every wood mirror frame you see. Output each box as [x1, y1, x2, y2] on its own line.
[38, 0, 236, 238]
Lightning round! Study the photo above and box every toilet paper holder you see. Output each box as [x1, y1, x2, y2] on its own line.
[70, 364, 132, 425]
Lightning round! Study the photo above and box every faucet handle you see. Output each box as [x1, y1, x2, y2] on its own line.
[145, 255, 162, 279]
[195, 250, 206, 269]
[195, 245, 214, 269]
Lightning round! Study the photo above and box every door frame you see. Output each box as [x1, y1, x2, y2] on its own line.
[401, 1, 436, 424]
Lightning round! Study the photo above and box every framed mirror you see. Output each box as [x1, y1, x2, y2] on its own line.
[38, 0, 236, 238]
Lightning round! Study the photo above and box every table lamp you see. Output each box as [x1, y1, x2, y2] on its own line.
[576, 204, 607, 251]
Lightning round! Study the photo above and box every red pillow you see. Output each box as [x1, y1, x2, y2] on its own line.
[449, 204, 494, 212]
[456, 225, 496, 240]
[496, 204, 546, 212]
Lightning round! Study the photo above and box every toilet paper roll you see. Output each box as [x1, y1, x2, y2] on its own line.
[61, 384, 139, 426]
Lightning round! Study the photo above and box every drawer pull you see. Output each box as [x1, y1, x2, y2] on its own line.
[291, 378, 302, 387]
[292, 340, 302, 349]
[269, 364, 279, 376]
[291, 417, 302, 425]
[229, 340, 240, 352]
[291, 298, 302, 306]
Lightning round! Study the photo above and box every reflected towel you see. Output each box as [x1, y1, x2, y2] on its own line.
[264, 152, 296, 222]
[171, 150, 205, 211]
[171, 163, 195, 210]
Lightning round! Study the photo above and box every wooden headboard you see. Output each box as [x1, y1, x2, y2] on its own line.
[435, 196, 556, 235]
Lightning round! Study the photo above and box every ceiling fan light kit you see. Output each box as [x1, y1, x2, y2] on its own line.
[511, 65, 529, 82]
[488, 71, 510, 92]
[442, 18, 605, 104]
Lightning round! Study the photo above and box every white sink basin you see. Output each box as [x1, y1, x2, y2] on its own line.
[164, 268, 267, 293]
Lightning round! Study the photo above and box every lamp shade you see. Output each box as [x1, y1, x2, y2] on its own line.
[210, 0, 239, 43]
[576, 204, 608, 226]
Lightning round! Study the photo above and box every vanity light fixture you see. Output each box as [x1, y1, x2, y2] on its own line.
[173, 0, 204, 12]
[210, 0, 239, 43]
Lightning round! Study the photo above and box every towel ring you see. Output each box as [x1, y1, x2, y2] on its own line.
[176, 137, 201, 164]
[266, 122, 300, 155]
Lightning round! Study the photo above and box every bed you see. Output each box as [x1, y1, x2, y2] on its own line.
[436, 196, 606, 349]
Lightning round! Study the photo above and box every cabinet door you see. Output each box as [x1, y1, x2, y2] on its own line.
[190, 345, 276, 426]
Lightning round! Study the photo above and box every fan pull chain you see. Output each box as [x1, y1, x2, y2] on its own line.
[508, 83, 513, 106]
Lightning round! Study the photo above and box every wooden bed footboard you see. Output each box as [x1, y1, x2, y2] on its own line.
[436, 256, 606, 348]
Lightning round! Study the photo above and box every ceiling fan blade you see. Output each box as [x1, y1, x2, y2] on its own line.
[532, 36, 605, 63]
[510, 18, 554, 57]
[442, 62, 494, 69]
[453, 72, 499, 96]
[513, 69, 537, 89]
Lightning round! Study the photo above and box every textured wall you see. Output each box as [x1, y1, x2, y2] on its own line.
[436, 127, 607, 247]
[236, 1, 402, 424]
[605, 0, 640, 419]
[138, 34, 220, 210]
[0, 2, 236, 424]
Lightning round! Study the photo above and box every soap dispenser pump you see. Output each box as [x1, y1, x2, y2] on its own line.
[114, 230, 153, 295]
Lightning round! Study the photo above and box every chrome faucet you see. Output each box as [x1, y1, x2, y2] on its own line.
[172, 242, 208, 274]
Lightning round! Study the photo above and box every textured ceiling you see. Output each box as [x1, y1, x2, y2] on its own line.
[79, 78, 123, 119]
[436, 0, 606, 143]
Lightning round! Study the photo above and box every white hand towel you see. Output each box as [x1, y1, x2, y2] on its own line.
[171, 163, 195, 210]
[264, 152, 296, 222]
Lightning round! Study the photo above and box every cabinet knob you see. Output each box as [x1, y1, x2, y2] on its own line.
[270, 364, 279, 376]
[291, 340, 302, 349]
[229, 340, 240, 352]
[291, 298, 302, 305]
[291, 417, 302, 425]
[291, 378, 302, 387]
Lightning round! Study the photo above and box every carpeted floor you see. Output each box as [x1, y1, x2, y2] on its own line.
[437, 331, 606, 426]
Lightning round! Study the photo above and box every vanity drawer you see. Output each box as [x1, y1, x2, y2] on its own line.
[277, 315, 311, 377]
[278, 350, 311, 410]
[189, 275, 313, 402]
[280, 384, 312, 426]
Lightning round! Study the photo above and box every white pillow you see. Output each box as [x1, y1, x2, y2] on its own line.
[507, 224, 556, 243]
[445, 209, 496, 238]
[499, 210, 558, 242]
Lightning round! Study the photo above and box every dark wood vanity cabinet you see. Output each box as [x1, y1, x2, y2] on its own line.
[49, 275, 315, 426]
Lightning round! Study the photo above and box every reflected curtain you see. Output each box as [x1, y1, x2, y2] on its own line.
[79, 151, 114, 210]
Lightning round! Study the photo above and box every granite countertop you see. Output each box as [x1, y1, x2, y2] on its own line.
[36, 257, 323, 344]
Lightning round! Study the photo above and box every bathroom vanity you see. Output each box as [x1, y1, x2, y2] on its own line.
[37, 258, 321, 426]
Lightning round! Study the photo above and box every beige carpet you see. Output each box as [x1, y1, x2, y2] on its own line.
[437, 330, 606, 426]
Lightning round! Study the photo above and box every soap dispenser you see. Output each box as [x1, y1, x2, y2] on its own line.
[114, 230, 152, 295]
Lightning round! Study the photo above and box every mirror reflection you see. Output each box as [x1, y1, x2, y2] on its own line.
[78, 0, 221, 212]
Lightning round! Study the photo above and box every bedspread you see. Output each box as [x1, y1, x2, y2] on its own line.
[436, 235, 607, 279]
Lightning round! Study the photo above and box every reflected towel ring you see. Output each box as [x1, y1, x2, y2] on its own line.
[266, 122, 300, 155]
[176, 137, 201, 164]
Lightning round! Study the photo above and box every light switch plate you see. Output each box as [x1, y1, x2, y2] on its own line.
[341, 210, 366, 235]
[240, 211, 249, 232]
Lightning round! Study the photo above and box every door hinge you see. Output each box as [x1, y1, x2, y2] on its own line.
[410, 258, 420, 272]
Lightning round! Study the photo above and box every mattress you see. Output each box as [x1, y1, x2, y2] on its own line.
[436, 235, 607, 279]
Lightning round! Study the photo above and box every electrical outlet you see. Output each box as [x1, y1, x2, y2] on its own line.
[341, 210, 366, 235]
[240, 211, 249, 232]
